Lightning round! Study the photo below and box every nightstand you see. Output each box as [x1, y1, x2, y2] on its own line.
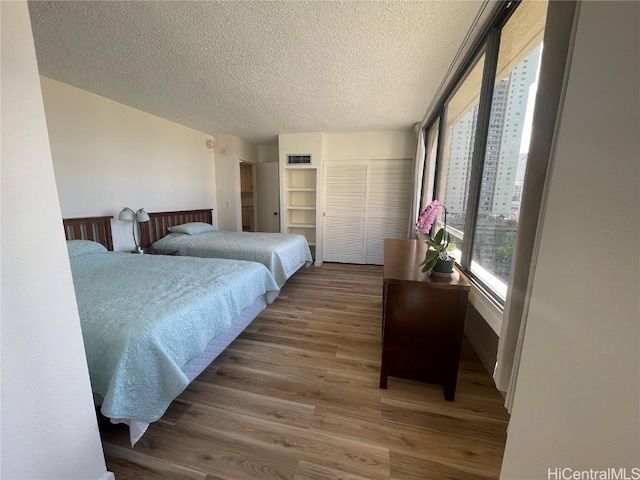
[380, 239, 470, 401]
[139, 247, 178, 256]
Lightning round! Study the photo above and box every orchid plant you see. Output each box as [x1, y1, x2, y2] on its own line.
[414, 200, 456, 273]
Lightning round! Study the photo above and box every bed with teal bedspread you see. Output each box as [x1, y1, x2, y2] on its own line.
[151, 230, 313, 288]
[68, 240, 279, 425]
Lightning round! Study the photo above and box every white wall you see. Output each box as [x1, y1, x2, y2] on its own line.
[215, 135, 258, 231]
[234, 135, 258, 163]
[322, 130, 414, 160]
[214, 135, 240, 231]
[279, 132, 323, 166]
[272, 132, 403, 164]
[40, 77, 217, 251]
[500, 1, 639, 477]
[1, 2, 111, 479]
[258, 144, 279, 164]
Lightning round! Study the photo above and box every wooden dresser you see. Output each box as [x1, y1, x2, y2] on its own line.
[380, 238, 470, 401]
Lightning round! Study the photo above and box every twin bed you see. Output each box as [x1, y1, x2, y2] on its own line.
[63, 211, 311, 445]
[140, 209, 313, 288]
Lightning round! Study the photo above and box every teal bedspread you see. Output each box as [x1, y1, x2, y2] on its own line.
[69, 251, 279, 423]
[152, 231, 313, 288]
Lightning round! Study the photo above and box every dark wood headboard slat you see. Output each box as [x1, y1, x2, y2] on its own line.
[72, 224, 82, 242]
[98, 222, 109, 249]
[62, 216, 114, 251]
[139, 209, 213, 248]
[86, 224, 95, 242]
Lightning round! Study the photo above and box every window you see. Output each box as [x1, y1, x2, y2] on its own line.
[434, 55, 485, 260]
[424, 0, 548, 303]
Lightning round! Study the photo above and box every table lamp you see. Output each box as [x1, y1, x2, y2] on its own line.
[119, 207, 150, 253]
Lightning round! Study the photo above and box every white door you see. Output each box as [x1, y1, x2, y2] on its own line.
[256, 162, 280, 232]
[365, 159, 414, 264]
[323, 159, 412, 265]
[323, 161, 368, 263]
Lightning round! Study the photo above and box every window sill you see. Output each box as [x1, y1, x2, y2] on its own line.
[468, 282, 503, 336]
[414, 233, 504, 335]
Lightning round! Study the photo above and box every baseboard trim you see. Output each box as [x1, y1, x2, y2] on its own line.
[99, 472, 115, 480]
[465, 330, 496, 377]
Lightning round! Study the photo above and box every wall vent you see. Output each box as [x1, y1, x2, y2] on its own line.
[287, 154, 312, 165]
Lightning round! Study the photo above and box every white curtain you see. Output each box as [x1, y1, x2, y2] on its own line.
[493, 90, 548, 412]
[494, 228, 537, 410]
[493, 0, 578, 412]
[409, 123, 426, 237]
[494, 141, 551, 410]
[422, 121, 439, 211]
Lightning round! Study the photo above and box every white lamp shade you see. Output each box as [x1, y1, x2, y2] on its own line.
[118, 208, 134, 221]
[136, 209, 150, 222]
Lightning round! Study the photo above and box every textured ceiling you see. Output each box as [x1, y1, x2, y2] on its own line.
[29, 1, 487, 145]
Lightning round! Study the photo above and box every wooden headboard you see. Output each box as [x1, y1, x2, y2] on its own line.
[63, 216, 114, 251]
[139, 209, 213, 248]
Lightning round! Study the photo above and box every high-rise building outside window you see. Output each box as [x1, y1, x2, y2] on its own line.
[426, 0, 548, 302]
[470, 0, 547, 297]
[435, 55, 485, 260]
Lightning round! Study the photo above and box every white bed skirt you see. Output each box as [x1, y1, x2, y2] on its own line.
[285, 259, 307, 281]
[103, 293, 268, 445]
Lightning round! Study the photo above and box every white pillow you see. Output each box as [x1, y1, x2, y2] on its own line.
[167, 222, 216, 235]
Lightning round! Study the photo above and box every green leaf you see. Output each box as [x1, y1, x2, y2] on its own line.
[446, 242, 456, 253]
[424, 238, 438, 248]
[425, 250, 438, 262]
[433, 228, 444, 245]
[421, 250, 438, 272]
[422, 256, 438, 272]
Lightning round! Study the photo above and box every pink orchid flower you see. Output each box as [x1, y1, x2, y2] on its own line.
[414, 200, 443, 235]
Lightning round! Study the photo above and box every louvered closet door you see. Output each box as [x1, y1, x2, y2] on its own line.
[365, 159, 413, 264]
[323, 161, 368, 263]
[323, 158, 413, 265]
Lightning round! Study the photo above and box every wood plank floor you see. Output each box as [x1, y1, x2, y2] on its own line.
[100, 263, 509, 480]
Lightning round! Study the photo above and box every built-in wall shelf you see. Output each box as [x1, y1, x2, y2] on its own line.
[281, 160, 319, 261]
[279, 133, 323, 264]
[286, 223, 316, 229]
